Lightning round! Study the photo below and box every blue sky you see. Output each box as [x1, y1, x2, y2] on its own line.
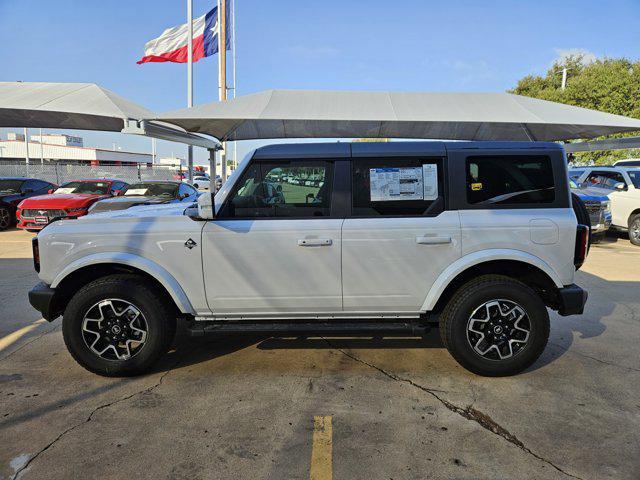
[1, 0, 639, 163]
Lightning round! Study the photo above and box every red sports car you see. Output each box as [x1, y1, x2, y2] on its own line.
[17, 179, 128, 231]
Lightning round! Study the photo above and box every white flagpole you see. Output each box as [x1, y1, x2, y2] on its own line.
[187, 0, 194, 183]
[218, 0, 227, 183]
[232, 0, 237, 171]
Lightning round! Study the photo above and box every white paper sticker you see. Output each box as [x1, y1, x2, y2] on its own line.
[370, 167, 424, 201]
[54, 187, 76, 194]
[422, 164, 438, 200]
[125, 188, 148, 196]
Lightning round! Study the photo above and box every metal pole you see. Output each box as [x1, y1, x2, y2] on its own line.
[39, 128, 44, 164]
[151, 138, 157, 164]
[561, 67, 567, 91]
[209, 148, 217, 193]
[231, 0, 237, 172]
[187, 0, 194, 183]
[219, 0, 227, 183]
[23, 128, 30, 175]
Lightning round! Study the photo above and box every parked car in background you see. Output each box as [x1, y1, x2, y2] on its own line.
[569, 180, 611, 240]
[575, 167, 640, 245]
[613, 159, 640, 167]
[0, 178, 57, 230]
[190, 176, 211, 191]
[89, 181, 199, 214]
[17, 179, 127, 231]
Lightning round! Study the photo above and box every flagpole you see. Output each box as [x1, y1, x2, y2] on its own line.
[231, 0, 237, 172]
[218, 0, 227, 183]
[187, 0, 194, 183]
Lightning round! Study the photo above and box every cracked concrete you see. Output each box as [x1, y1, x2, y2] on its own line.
[10, 354, 183, 480]
[325, 341, 583, 479]
[1, 229, 640, 479]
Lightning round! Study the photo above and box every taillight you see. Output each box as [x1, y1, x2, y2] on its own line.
[574, 224, 589, 270]
[32, 237, 40, 272]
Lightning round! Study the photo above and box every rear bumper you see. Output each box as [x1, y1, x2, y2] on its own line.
[557, 284, 588, 316]
[28, 282, 59, 321]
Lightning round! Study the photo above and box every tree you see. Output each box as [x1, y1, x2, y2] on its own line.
[510, 55, 640, 165]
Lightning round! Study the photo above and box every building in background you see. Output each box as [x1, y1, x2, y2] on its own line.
[0, 133, 152, 166]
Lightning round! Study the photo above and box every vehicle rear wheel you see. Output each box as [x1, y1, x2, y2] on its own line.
[0, 206, 12, 230]
[628, 214, 640, 246]
[439, 275, 549, 377]
[62, 274, 177, 376]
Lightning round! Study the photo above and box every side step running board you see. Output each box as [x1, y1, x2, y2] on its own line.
[187, 320, 430, 337]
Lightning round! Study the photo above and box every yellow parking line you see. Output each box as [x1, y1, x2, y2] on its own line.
[0, 319, 46, 353]
[310, 415, 332, 480]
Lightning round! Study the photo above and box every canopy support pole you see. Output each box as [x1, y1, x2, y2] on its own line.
[187, 0, 194, 183]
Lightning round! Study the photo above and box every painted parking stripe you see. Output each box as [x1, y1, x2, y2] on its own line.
[310, 415, 332, 480]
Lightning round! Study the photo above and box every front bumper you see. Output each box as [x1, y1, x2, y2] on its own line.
[557, 284, 588, 316]
[28, 282, 59, 321]
[591, 211, 612, 234]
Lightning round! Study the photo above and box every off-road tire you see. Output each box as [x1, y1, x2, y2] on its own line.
[439, 275, 550, 377]
[62, 274, 177, 377]
[628, 213, 640, 246]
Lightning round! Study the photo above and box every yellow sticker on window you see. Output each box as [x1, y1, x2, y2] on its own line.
[471, 182, 483, 191]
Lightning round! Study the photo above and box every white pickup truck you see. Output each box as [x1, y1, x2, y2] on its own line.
[29, 141, 589, 377]
[574, 166, 640, 245]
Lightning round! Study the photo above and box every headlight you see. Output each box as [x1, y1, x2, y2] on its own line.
[603, 200, 611, 213]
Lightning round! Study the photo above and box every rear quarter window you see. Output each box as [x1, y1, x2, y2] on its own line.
[466, 155, 555, 205]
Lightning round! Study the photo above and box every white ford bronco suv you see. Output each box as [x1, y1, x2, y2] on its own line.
[28, 141, 589, 377]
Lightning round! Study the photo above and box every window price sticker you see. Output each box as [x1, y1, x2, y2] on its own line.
[370, 165, 438, 202]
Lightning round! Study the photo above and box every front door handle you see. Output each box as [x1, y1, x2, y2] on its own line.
[298, 238, 332, 247]
[416, 235, 452, 245]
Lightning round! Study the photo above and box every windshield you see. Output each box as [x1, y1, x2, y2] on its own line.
[0, 179, 24, 194]
[123, 183, 178, 197]
[627, 171, 640, 188]
[55, 181, 110, 195]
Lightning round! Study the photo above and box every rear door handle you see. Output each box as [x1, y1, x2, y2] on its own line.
[298, 238, 332, 247]
[416, 235, 452, 245]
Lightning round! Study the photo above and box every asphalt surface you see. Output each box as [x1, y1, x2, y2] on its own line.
[1, 228, 639, 480]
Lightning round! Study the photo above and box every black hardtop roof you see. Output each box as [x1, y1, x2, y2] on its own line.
[252, 141, 563, 160]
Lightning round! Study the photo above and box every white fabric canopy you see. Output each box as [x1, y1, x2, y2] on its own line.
[157, 89, 640, 142]
[0, 82, 153, 132]
[0, 82, 220, 149]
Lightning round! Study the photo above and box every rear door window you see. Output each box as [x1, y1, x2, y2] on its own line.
[351, 158, 443, 216]
[466, 155, 555, 205]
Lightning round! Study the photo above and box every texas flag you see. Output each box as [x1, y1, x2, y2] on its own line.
[137, 6, 230, 64]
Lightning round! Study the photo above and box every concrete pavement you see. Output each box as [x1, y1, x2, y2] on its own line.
[1, 228, 639, 479]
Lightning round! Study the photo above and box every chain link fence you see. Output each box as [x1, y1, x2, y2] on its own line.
[0, 161, 179, 185]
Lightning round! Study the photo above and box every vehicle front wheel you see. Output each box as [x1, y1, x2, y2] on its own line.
[62, 274, 177, 376]
[439, 275, 549, 377]
[0, 206, 13, 230]
[628, 214, 640, 246]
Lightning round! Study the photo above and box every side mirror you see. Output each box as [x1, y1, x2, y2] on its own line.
[614, 182, 626, 191]
[112, 189, 122, 196]
[21, 189, 33, 196]
[306, 193, 315, 203]
[47, 189, 54, 194]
